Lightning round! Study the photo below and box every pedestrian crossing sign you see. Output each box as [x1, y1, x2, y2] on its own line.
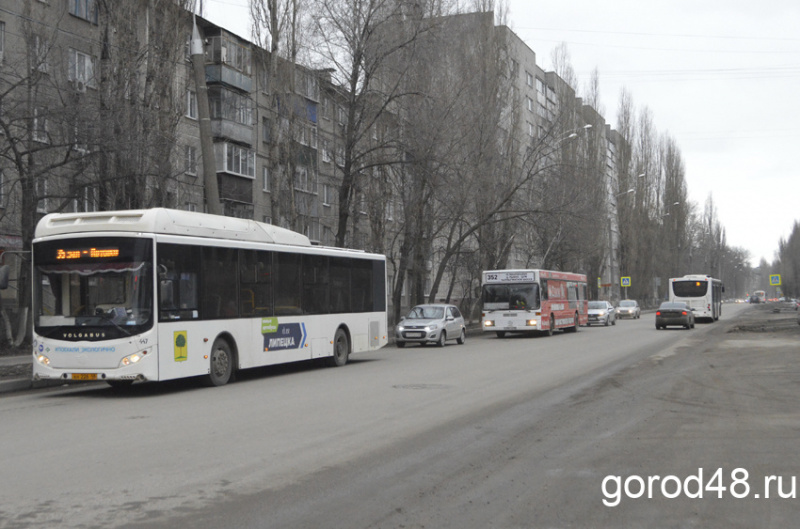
[769, 274, 781, 286]
[621, 277, 631, 287]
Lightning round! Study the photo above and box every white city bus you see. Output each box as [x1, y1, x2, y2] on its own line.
[668, 274, 724, 322]
[32, 209, 387, 388]
[481, 269, 588, 337]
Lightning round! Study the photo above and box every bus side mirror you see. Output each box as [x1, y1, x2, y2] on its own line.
[0, 265, 9, 289]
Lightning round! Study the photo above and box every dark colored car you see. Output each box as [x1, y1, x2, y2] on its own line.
[655, 301, 695, 330]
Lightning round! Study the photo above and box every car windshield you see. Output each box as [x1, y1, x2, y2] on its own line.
[619, 300, 636, 307]
[588, 302, 606, 309]
[407, 306, 445, 320]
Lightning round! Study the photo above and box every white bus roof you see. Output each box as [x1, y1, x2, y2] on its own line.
[34, 208, 312, 247]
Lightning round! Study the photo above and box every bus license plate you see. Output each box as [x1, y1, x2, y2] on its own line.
[71, 373, 98, 381]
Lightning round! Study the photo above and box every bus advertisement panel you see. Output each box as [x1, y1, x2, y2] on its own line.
[481, 269, 588, 337]
[31, 209, 388, 388]
[668, 274, 724, 321]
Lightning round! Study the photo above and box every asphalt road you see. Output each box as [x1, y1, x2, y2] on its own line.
[3, 304, 798, 528]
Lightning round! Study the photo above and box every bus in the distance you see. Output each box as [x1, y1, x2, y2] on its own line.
[668, 274, 724, 322]
[32, 208, 387, 388]
[481, 269, 588, 337]
[751, 290, 766, 304]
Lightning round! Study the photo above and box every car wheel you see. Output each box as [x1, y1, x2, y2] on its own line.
[396, 341, 406, 348]
[604, 316, 610, 327]
[457, 329, 466, 345]
[437, 331, 447, 347]
[612, 317, 616, 326]
[655, 324, 661, 330]
[496, 331, 506, 338]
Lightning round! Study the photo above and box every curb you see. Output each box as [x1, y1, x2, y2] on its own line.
[0, 377, 68, 395]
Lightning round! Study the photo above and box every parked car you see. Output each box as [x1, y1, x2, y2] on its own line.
[587, 301, 616, 326]
[395, 304, 466, 347]
[655, 301, 695, 330]
[616, 299, 641, 319]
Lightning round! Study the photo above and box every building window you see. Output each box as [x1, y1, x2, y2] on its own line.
[35, 178, 48, 213]
[71, 124, 88, 153]
[185, 146, 197, 175]
[0, 22, 4, 64]
[74, 186, 98, 212]
[526, 71, 533, 87]
[185, 202, 197, 212]
[294, 166, 317, 193]
[322, 184, 334, 206]
[321, 140, 330, 163]
[321, 97, 331, 120]
[68, 48, 95, 88]
[262, 166, 270, 191]
[262, 117, 271, 143]
[209, 87, 253, 125]
[0, 170, 5, 206]
[33, 108, 48, 143]
[69, 0, 99, 23]
[526, 96, 533, 112]
[215, 143, 255, 178]
[186, 90, 197, 119]
[32, 35, 50, 73]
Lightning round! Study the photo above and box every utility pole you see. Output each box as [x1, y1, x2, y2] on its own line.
[191, 16, 222, 215]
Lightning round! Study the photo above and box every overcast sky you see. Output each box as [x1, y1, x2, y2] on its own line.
[201, 0, 799, 267]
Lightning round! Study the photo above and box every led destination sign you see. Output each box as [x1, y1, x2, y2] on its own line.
[56, 248, 120, 260]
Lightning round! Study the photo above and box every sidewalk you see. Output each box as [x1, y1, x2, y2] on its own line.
[0, 354, 65, 394]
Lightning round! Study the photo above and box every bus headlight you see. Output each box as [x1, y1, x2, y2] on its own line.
[36, 354, 51, 366]
[120, 353, 144, 367]
[484, 320, 495, 327]
[526, 320, 537, 327]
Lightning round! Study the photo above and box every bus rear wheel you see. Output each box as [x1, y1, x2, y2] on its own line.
[204, 337, 234, 386]
[565, 313, 579, 333]
[327, 328, 350, 367]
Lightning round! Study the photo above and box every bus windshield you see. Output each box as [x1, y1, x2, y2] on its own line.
[33, 237, 154, 339]
[671, 280, 709, 298]
[482, 283, 540, 310]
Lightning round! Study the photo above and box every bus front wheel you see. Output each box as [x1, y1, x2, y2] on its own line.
[546, 314, 555, 337]
[327, 328, 350, 367]
[205, 337, 234, 386]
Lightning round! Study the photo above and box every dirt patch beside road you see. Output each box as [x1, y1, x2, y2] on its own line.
[728, 303, 800, 334]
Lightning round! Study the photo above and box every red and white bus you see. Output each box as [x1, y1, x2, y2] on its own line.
[481, 269, 588, 337]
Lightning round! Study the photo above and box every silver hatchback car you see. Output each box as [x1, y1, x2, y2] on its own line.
[396, 304, 466, 347]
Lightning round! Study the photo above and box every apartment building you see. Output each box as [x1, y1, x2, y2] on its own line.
[0, 3, 629, 321]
